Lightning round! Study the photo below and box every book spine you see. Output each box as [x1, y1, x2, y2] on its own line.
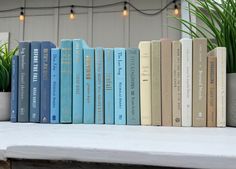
[172, 41, 181, 127]
[84, 48, 95, 124]
[207, 56, 217, 127]
[30, 42, 41, 123]
[192, 39, 207, 127]
[50, 48, 60, 123]
[40, 42, 55, 123]
[180, 39, 192, 127]
[72, 39, 84, 124]
[126, 48, 140, 125]
[60, 40, 72, 123]
[161, 40, 172, 126]
[151, 41, 161, 126]
[10, 55, 18, 122]
[139, 42, 151, 125]
[104, 48, 114, 124]
[18, 42, 30, 122]
[114, 48, 126, 125]
[95, 48, 104, 124]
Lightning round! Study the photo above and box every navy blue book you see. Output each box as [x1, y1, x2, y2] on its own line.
[40, 41, 56, 123]
[30, 41, 41, 123]
[18, 42, 30, 122]
[10, 55, 18, 122]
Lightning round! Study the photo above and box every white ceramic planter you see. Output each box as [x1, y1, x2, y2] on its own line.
[227, 73, 236, 127]
[0, 92, 11, 121]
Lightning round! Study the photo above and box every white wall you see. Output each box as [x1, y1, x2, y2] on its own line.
[0, 0, 181, 48]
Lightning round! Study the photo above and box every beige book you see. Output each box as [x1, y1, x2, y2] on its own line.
[207, 55, 217, 127]
[172, 41, 181, 127]
[192, 38, 207, 127]
[161, 39, 172, 126]
[151, 40, 161, 125]
[139, 41, 151, 125]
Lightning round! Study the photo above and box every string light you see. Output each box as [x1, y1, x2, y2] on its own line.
[69, 5, 75, 20]
[123, 2, 128, 16]
[19, 7, 24, 21]
[174, 2, 179, 16]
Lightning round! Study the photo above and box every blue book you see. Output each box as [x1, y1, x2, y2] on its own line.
[104, 48, 114, 124]
[18, 42, 30, 122]
[126, 48, 140, 125]
[72, 39, 89, 123]
[60, 40, 73, 123]
[114, 48, 126, 125]
[40, 41, 55, 123]
[30, 41, 41, 123]
[10, 55, 18, 122]
[95, 48, 104, 124]
[50, 48, 60, 124]
[83, 48, 95, 124]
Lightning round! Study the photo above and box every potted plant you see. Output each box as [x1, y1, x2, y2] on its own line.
[171, 0, 236, 126]
[0, 43, 18, 121]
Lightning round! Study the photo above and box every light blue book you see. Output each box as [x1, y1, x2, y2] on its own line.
[126, 48, 140, 125]
[50, 48, 60, 124]
[60, 40, 73, 123]
[83, 48, 95, 124]
[95, 47, 104, 124]
[104, 48, 114, 124]
[114, 48, 126, 125]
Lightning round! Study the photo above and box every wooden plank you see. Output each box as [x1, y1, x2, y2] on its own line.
[0, 161, 10, 169]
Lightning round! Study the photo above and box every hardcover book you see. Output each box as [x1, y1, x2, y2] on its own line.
[18, 42, 30, 122]
[138, 41, 151, 125]
[104, 48, 114, 124]
[126, 48, 140, 125]
[40, 41, 56, 123]
[84, 48, 95, 124]
[50, 48, 60, 123]
[30, 41, 41, 123]
[60, 40, 72, 123]
[114, 48, 126, 125]
[95, 48, 104, 124]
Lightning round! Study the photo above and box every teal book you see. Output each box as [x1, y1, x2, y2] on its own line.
[11, 55, 18, 122]
[60, 40, 73, 123]
[95, 48, 104, 124]
[114, 48, 126, 125]
[72, 39, 89, 123]
[104, 48, 114, 124]
[126, 48, 140, 125]
[83, 48, 95, 124]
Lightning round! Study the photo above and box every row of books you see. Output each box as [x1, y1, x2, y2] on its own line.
[10, 38, 226, 127]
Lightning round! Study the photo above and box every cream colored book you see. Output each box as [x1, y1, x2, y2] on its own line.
[172, 41, 181, 127]
[208, 47, 226, 127]
[161, 39, 172, 126]
[139, 41, 151, 125]
[192, 38, 207, 127]
[151, 40, 161, 126]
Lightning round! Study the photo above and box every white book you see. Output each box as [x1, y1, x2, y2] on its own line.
[208, 47, 226, 127]
[139, 41, 151, 125]
[180, 38, 192, 127]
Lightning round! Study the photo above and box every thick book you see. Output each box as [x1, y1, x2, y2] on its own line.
[60, 40, 72, 123]
[161, 39, 172, 126]
[18, 42, 30, 122]
[192, 38, 207, 127]
[95, 47, 104, 124]
[151, 40, 161, 126]
[40, 41, 56, 123]
[50, 48, 60, 124]
[180, 38, 192, 127]
[126, 48, 140, 125]
[207, 55, 217, 127]
[208, 47, 226, 127]
[84, 48, 95, 124]
[10, 55, 18, 122]
[72, 39, 89, 123]
[104, 48, 114, 124]
[30, 41, 41, 123]
[114, 48, 126, 125]
[138, 41, 151, 125]
[172, 41, 181, 127]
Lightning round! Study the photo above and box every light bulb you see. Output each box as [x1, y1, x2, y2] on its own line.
[174, 4, 179, 16]
[19, 12, 24, 21]
[69, 12, 75, 20]
[123, 6, 128, 16]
